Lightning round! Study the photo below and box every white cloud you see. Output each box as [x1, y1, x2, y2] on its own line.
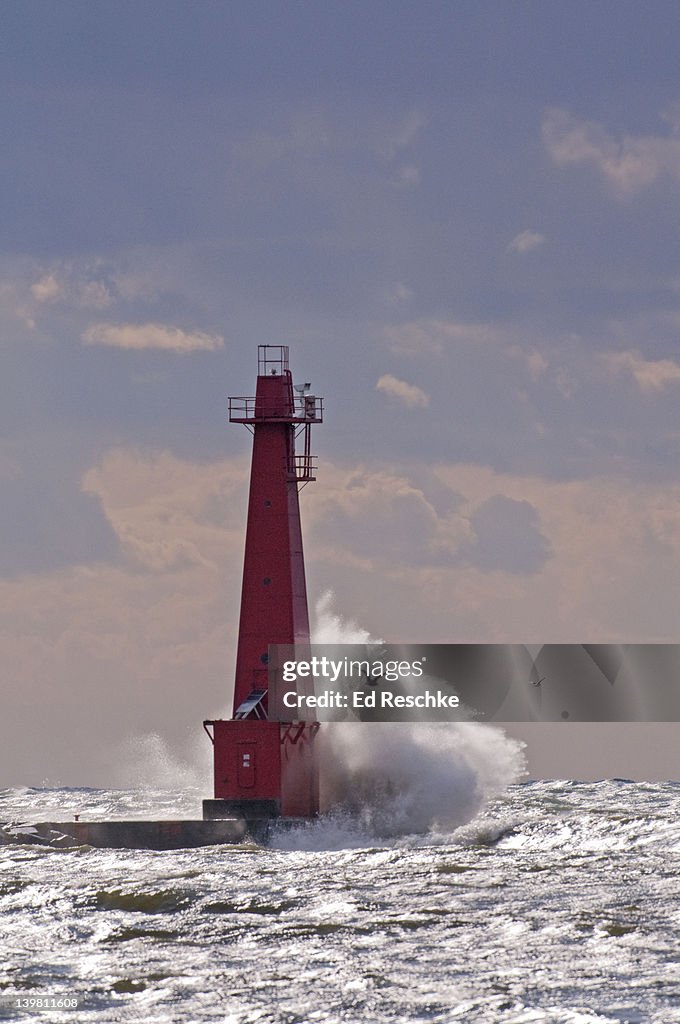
[20, 262, 117, 326]
[231, 110, 332, 171]
[383, 318, 498, 356]
[555, 368, 577, 400]
[385, 282, 414, 306]
[30, 273, 63, 303]
[542, 107, 680, 196]
[508, 230, 546, 254]
[83, 448, 247, 571]
[387, 110, 427, 155]
[506, 346, 549, 381]
[390, 164, 420, 188]
[111, 267, 166, 302]
[0, 278, 36, 330]
[30, 266, 115, 309]
[376, 373, 429, 408]
[79, 280, 114, 310]
[82, 322, 224, 353]
[602, 350, 680, 392]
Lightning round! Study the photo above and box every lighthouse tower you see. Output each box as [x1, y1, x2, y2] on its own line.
[203, 346, 322, 819]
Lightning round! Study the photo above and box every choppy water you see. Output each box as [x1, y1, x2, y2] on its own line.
[1, 773, 679, 1024]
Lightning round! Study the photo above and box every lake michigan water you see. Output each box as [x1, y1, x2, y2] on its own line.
[1, 723, 679, 1024]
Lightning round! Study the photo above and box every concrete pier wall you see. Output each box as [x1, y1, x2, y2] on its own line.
[1, 819, 253, 850]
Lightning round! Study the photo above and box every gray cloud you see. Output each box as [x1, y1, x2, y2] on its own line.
[458, 495, 552, 575]
[602, 350, 680, 392]
[543, 106, 680, 197]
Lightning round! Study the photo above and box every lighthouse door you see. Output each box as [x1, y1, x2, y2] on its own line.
[237, 743, 256, 789]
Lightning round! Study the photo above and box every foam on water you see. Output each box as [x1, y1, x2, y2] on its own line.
[2, 781, 679, 1023]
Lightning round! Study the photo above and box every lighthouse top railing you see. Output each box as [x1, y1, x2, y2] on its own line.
[258, 345, 289, 376]
[229, 395, 323, 424]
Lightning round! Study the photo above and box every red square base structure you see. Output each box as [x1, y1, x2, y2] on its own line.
[203, 720, 320, 819]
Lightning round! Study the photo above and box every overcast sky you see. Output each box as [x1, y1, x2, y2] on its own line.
[2, 1, 680, 785]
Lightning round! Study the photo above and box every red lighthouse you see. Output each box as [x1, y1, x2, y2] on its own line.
[203, 346, 322, 820]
